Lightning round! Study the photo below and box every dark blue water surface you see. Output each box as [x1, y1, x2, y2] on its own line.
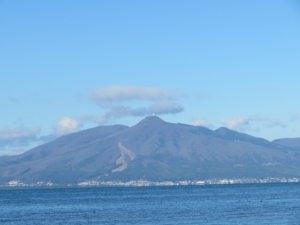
[0, 183, 300, 224]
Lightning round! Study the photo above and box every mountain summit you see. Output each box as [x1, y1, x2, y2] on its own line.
[0, 117, 300, 184]
[135, 115, 166, 126]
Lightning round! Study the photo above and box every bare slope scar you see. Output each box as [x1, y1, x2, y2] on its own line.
[112, 142, 136, 173]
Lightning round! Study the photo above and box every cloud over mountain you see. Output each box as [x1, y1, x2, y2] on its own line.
[79, 100, 184, 125]
[0, 126, 40, 148]
[191, 117, 214, 129]
[221, 116, 252, 131]
[79, 107, 148, 124]
[149, 100, 183, 115]
[80, 85, 187, 125]
[221, 116, 286, 131]
[53, 116, 82, 136]
[88, 85, 187, 107]
[264, 119, 286, 128]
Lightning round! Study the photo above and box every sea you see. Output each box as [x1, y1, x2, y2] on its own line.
[0, 183, 299, 224]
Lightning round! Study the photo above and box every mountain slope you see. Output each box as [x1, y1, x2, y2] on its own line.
[0, 124, 128, 183]
[0, 117, 299, 184]
[273, 138, 300, 148]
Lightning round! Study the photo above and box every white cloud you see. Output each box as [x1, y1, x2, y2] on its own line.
[53, 116, 82, 136]
[79, 106, 149, 124]
[0, 126, 40, 140]
[221, 116, 251, 131]
[79, 100, 184, 125]
[85, 85, 186, 123]
[0, 126, 41, 148]
[149, 100, 184, 115]
[191, 117, 214, 129]
[221, 116, 286, 131]
[290, 112, 299, 122]
[264, 119, 286, 128]
[88, 85, 187, 107]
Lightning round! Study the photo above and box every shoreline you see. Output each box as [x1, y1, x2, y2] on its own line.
[1, 180, 299, 191]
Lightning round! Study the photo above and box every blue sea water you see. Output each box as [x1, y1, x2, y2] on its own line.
[0, 183, 300, 224]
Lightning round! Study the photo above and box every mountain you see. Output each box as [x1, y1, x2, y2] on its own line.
[0, 116, 300, 184]
[272, 138, 300, 148]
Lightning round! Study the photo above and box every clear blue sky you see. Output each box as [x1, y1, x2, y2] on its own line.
[1, 0, 300, 155]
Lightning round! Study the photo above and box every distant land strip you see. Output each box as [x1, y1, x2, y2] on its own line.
[1, 177, 299, 190]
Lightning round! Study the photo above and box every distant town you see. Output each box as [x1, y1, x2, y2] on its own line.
[1, 177, 299, 189]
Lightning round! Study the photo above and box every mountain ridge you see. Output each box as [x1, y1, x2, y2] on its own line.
[273, 138, 300, 148]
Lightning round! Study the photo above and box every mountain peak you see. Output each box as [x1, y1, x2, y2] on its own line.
[214, 127, 232, 135]
[135, 116, 165, 127]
